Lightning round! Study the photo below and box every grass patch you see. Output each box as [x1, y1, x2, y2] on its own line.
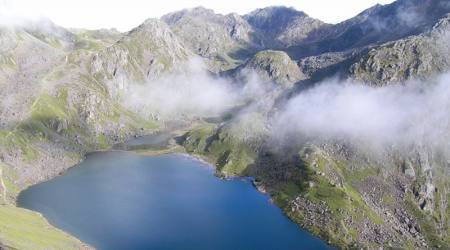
[182, 123, 257, 176]
[0, 205, 87, 250]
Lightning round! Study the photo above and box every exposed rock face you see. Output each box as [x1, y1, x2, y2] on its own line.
[244, 7, 328, 47]
[237, 50, 305, 87]
[285, 0, 450, 59]
[350, 14, 450, 85]
[297, 50, 362, 82]
[0, 20, 160, 192]
[91, 19, 193, 82]
[162, 7, 260, 71]
[162, 6, 328, 71]
[0, 26, 66, 130]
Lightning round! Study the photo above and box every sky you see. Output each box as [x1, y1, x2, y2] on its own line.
[1, 0, 395, 31]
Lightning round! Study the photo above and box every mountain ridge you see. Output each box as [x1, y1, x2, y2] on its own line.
[1, 0, 449, 249]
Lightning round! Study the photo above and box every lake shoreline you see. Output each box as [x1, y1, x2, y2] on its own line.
[17, 147, 330, 250]
[14, 124, 332, 250]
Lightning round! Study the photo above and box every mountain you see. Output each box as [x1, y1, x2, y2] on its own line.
[350, 13, 450, 85]
[161, 6, 326, 71]
[162, 7, 261, 71]
[1, 0, 450, 249]
[233, 50, 305, 88]
[286, 0, 450, 59]
[91, 19, 192, 82]
[244, 6, 328, 47]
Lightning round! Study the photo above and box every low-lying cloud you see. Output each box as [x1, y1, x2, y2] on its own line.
[107, 58, 278, 120]
[108, 59, 241, 120]
[274, 75, 450, 152]
[108, 55, 450, 155]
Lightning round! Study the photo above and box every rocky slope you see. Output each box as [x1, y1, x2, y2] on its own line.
[91, 18, 192, 83]
[162, 7, 260, 71]
[233, 50, 305, 88]
[244, 6, 327, 47]
[285, 0, 450, 59]
[350, 14, 450, 85]
[162, 6, 327, 71]
[1, 0, 450, 249]
[182, 122, 449, 249]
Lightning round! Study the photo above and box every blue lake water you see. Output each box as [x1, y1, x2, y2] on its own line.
[18, 152, 329, 250]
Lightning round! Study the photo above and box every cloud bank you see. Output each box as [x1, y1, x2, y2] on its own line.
[274, 75, 450, 152]
[108, 59, 243, 120]
[107, 55, 450, 156]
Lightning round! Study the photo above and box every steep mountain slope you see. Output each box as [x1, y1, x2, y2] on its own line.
[1, 1, 450, 249]
[162, 6, 327, 71]
[244, 6, 327, 47]
[0, 25, 67, 130]
[233, 50, 305, 87]
[350, 14, 450, 85]
[91, 19, 193, 82]
[162, 7, 260, 71]
[286, 0, 450, 59]
[0, 16, 203, 192]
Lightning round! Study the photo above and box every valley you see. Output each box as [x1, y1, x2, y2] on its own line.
[1, 0, 450, 249]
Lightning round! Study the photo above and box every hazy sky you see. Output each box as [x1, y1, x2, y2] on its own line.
[2, 0, 395, 31]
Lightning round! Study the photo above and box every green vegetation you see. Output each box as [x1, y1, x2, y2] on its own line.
[180, 122, 393, 248]
[182, 123, 257, 176]
[255, 150, 386, 248]
[0, 205, 88, 250]
[1, 130, 39, 163]
[31, 92, 71, 122]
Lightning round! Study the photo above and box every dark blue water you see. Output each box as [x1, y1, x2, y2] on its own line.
[18, 152, 329, 250]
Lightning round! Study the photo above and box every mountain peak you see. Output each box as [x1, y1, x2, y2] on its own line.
[245, 6, 306, 17]
[186, 6, 215, 14]
[162, 6, 219, 24]
[132, 18, 171, 34]
[244, 6, 326, 47]
[177, 6, 217, 17]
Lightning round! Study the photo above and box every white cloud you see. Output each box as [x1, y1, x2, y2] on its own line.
[107, 58, 241, 119]
[273, 76, 450, 152]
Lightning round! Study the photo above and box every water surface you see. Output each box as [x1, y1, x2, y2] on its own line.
[18, 152, 329, 250]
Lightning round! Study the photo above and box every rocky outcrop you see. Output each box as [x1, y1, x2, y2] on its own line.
[91, 19, 193, 82]
[162, 7, 260, 58]
[237, 50, 305, 87]
[286, 0, 450, 59]
[349, 14, 450, 85]
[244, 6, 328, 47]
[162, 6, 328, 71]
